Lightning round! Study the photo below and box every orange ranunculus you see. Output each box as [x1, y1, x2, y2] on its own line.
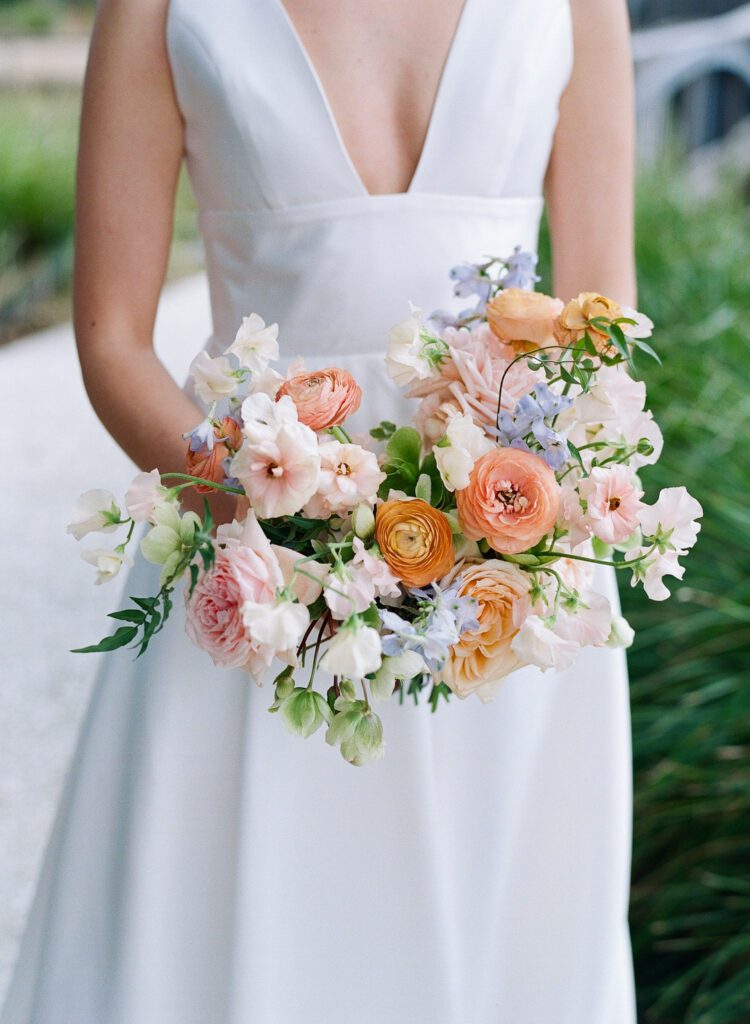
[276, 367, 362, 431]
[215, 415, 243, 452]
[553, 292, 621, 351]
[486, 288, 563, 353]
[456, 448, 560, 555]
[375, 498, 454, 588]
[440, 559, 531, 701]
[186, 441, 230, 493]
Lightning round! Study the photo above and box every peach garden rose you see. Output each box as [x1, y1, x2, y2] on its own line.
[440, 559, 531, 701]
[276, 367, 362, 431]
[185, 514, 285, 678]
[456, 447, 561, 555]
[553, 292, 622, 352]
[486, 288, 563, 353]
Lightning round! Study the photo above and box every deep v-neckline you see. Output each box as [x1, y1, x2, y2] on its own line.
[272, 0, 475, 198]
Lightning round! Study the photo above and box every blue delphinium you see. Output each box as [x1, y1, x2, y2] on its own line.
[499, 246, 541, 291]
[183, 417, 216, 453]
[449, 263, 493, 303]
[496, 383, 574, 470]
[380, 582, 479, 674]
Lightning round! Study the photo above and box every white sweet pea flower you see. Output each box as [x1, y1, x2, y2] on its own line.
[510, 615, 579, 672]
[124, 469, 176, 524]
[323, 564, 375, 620]
[188, 350, 238, 403]
[239, 391, 298, 442]
[638, 486, 703, 552]
[320, 620, 382, 679]
[351, 537, 401, 598]
[248, 365, 285, 398]
[80, 547, 133, 585]
[553, 591, 613, 648]
[433, 412, 494, 491]
[606, 615, 635, 650]
[224, 313, 280, 372]
[370, 651, 426, 702]
[385, 303, 445, 387]
[67, 489, 121, 541]
[241, 598, 309, 661]
[629, 547, 685, 602]
[619, 306, 654, 339]
[565, 365, 646, 428]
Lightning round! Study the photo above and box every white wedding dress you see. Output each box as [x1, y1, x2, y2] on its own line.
[1, 0, 636, 1021]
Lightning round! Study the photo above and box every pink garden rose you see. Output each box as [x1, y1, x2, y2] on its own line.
[276, 367, 362, 431]
[456, 448, 561, 555]
[185, 513, 285, 681]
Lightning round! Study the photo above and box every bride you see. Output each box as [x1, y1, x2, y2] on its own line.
[1, 0, 637, 1021]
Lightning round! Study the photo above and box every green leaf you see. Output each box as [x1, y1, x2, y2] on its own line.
[71, 625, 138, 654]
[415, 472, 432, 504]
[107, 609, 145, 623]
[632, 337, 662, 364]
[385, 426, 422, 471]
[567, 440, 584, 471]
[369, 420, 397, 441]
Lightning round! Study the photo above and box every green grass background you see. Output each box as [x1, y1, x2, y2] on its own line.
[2, 78, 749, 1022]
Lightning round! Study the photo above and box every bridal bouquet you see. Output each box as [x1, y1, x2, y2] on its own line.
[68, 249, 702, 765]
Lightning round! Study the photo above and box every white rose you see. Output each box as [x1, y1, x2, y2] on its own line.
[224, 313, 280, 372]
[67, 489, 120, 541]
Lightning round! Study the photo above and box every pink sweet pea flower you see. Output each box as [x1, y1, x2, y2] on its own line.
[304, 440, 385, 519]
[578, 466, 643, 545]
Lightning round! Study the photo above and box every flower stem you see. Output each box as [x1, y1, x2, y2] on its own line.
[160, 472, 245, 495]
[307, 612, 331, 689]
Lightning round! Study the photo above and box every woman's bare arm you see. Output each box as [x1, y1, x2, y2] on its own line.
[73, 0, 234, 521]
[545, 0, 637, 307]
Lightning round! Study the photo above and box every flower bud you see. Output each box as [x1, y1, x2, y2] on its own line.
[280, 687, 332, 738]
[351, 503, 376, 539]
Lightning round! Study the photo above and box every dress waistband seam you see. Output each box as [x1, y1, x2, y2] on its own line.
[197, 193, 543, 226]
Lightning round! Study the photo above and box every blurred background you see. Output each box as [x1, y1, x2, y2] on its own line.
[0, 1, 748, 1021]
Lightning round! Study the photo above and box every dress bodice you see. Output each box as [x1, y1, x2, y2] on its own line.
[165, 0, 573, 371]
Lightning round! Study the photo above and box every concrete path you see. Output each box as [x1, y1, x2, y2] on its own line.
[0, 35, 88, 87]
[0, 273, 212, 1002]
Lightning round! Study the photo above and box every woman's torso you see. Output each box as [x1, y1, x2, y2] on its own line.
[165, 0, 573, 378]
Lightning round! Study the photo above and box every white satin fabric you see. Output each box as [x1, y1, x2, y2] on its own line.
[1, 0, 636, 1020]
